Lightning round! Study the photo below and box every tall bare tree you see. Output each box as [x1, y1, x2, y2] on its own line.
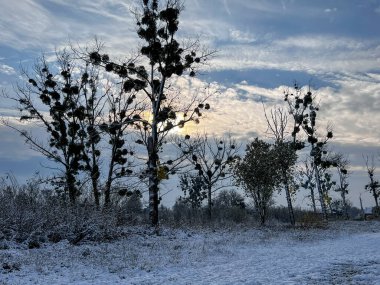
[334, 153, 350, 219]
[179, 134, 240, 219]
[4, 52, 102, 204]
[264, 107, 297, 226]
[300, 158, 317, 212]
[87, 0, 215, 226]
[364, 155, 380, 209]
[4, 47, 145, 207]
[284, 83, 334, 220]
[99, 76, 145, 206]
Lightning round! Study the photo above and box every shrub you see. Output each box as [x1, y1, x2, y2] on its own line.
[0, 179, 145, 245]
[298, 212, 327, 229]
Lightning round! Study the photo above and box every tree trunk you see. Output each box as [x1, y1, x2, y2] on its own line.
[260, 204, 266, 226]
[104, 156, 115, 207]
[91, 174, 100, 207]
[148, 136, 159, 227]
[207, 184, 212, 220]
[104, 180, 111, 206]
[310, 185, 317, 213]
[66, 170, 76, 205]
[314, 165, 328, 221]
[283, 171, 295, 226]
[254, 190, 267, 225]
[368, 177, 379, 208]
[341, 190, 349, 220]
[91, 144, 100, 207]
[373, 192, 379, 208]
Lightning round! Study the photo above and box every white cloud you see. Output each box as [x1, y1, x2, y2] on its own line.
[324, 8, 337, 13]
[229, 29, 256, 44]
[0, 64, 16, 75]
[277, 35, 365, 50]
[0, 0, 137, 51]
[236, 1, 289, 14]
[46, 0, 134, 23]
[171, 73, 380, 152]
[0, 0, 58, 49]
[205, 34, 380, 75]
[306, 74, 380, 147]
[1, 1, 378, 80]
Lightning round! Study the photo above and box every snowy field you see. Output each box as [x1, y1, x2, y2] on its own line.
[1, 221, 380, 285]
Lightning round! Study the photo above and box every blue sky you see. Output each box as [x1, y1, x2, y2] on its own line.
[0, 0, 380, 208]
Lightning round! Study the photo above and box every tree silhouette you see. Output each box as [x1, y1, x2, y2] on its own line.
[98, 73, 145, 206]
[334, 153, 350, 219]
[235, 138, 281, 225]
[264, 107, 298, 226]
[300, 158, 317, 212]
[5, 48, 143, 207]
[284, 83, 334, 220]
[6, 52, 100, 204]
[87, 0, 214, 226]
[179, 134, 240, 219]
[179, 173, 207, 209]
[319, 171, 336, 213]
[364, 155, 380, 209]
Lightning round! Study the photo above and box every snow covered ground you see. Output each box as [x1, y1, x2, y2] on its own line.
[1, 221, 380, 285]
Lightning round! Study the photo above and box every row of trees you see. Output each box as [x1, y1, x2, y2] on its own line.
[232, 85, 351, 225]
[4, 0, 215, 228]
[177, 83, 379, 225]
[2, 0, 379, 227]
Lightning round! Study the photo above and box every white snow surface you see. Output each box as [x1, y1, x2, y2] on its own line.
[1, 221, 380, 285]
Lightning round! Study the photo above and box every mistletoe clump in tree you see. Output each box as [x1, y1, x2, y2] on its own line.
[87, 0, 214, 226]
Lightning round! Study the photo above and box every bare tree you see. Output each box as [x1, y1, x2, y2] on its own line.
[264, 107, 297, 226]
[300, 158, 317, 213]
[3, 52, 102, 204]
[4, 47, 145, 207]
[99, 76, 145, 206]
[179, 134, 240, 219]
[334, 153, 350, 219]
[86, 0, 215, 226]
[284, 83, 334, 220]
[364, 155, 380, 209]
[319, 170, 336, 213]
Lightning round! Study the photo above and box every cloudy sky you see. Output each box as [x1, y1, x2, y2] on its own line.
[0, 0, 379, 208]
